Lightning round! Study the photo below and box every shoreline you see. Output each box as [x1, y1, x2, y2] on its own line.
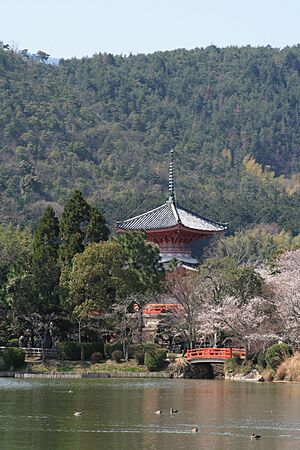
[1, 371, 299, 382]
[0, 370, 172, 379]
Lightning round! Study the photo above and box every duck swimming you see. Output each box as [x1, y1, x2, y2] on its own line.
[250, 433, 261, 439]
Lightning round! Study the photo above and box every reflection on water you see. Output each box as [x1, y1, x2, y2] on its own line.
[0, 377, 300, 449]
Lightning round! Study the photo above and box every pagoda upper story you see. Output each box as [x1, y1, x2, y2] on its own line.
[116, 199, 226, 235]
[116, 150, 227, 266]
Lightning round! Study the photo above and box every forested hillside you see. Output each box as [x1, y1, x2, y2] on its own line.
[1, 44, 300, 233]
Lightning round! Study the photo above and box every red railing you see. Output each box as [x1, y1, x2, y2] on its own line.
[185, 347, 246, 361]
[143, 303, 182, 315]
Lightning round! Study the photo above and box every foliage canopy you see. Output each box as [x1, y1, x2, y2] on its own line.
[1, 45, 300, 234]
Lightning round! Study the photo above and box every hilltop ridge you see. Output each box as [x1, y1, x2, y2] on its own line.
[0, 45, 300, 232]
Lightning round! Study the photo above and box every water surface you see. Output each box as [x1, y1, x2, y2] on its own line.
[1, 377, 300, 449]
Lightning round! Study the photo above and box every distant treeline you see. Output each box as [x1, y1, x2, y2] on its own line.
[0, 44, 300, 233]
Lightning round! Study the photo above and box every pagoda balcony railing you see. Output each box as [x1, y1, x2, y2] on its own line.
[143, 303, 182, 315]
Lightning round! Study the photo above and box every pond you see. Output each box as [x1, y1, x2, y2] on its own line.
[1, 377, 300, 449]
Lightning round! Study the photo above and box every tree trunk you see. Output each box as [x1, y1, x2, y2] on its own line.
[42, 342, 46, 363]
[122, 313, 128, 361]
[213, 332, 218, 348]
[78, 320, 85, 362]
[123, 341, 128, 362]
[80, 343, 85, 362]
[42, 330, 47, 362]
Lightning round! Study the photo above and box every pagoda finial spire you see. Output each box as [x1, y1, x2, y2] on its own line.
[168, 149, 176, 203]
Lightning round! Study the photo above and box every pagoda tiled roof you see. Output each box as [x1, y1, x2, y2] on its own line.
[116, 200, 227, 233]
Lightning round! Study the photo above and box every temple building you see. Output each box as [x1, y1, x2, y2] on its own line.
[116, 150, 227, 267]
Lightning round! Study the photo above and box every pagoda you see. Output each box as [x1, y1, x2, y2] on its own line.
[116, 150, 227, 267]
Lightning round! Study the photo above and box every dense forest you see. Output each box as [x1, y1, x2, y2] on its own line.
[1, 44, 300, 233]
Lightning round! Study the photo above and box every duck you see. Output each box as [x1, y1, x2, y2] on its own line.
[169, 408, 178, 414]
[154, 410, 162, 415]
[250, 433, 261, 439]
[74, 411, 82, 416]
[192, 427, 198, 433]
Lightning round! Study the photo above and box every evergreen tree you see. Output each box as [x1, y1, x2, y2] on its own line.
[0, 225, 32, 342]
[68, 234, 164, 314]
[33, 206, 60, 263]
[32, 206, 60, 359]
[115, 231, 165, 295]
[7, 207, 60, 361]
[59, 190, 92, 268]
[85, 206, 110, 244]
[32, 206, 60, 300]
[59, 190, 110, 268]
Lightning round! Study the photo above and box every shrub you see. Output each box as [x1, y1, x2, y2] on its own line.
[167, 353, 177, 363]
[265, 343, 293, 370]
[90, 352, 103, 363]
[257, 353, 267, 369]
[145, 348, 167, 372]
[134, 352, 144, 365]
[275, 352, 300, 381]
[3, 347, 25, 370]
[130, 343, 160, 362]
[261, 369, 274, 381]
[224, 355, 242, 375]
[128, 344, 145, 358]
[104, 343, 122, 359]
[83, 342, 104, 360]
[170, 357, 191, 376]
[7, 338, 19, 347]
[240, 360, 254, 375]
[111, 350, 123, 363]
[275, 363, 288, 381]
[57, 342, 80, 361]
[286, 352, 300, 381]
[57, 342, 104, 361]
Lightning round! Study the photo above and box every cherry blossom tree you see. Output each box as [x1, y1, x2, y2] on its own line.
[157, 249, 300, 355]
[263, 249, 300, 347]
[202, 296, 279, 354]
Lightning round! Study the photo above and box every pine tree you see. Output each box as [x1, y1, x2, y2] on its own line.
[59, 190, 110, 267]
[32, 206, 60, 310]
[33, 206, 60, 263]
[59, 190, 92, 268]
[85, 206, 110, 244]
[115, 231, 164, 295]
[31, 206, 60, 360]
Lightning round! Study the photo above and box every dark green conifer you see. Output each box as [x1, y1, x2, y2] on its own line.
[115, 231, 164, 294]
[59, 190, 92, 267]
[85, 206, 110, 244]
[32, 206, 60, 308]
[33, 206, 60, 263]
[59, 190, 110, 268]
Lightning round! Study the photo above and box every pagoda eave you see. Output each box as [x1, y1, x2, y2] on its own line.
[116, 224, 225, 239]
[146, 224, 224, 237]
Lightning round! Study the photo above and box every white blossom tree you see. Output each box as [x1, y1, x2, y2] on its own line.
[263, 249, 300, 347]
[202, 296, 279, 354]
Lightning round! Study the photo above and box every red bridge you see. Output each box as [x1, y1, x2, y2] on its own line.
[185, 347, 246, 364]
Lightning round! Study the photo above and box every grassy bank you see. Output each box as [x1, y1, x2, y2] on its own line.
[29, 359, 148, 374]
[224, 350, 300, 382]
